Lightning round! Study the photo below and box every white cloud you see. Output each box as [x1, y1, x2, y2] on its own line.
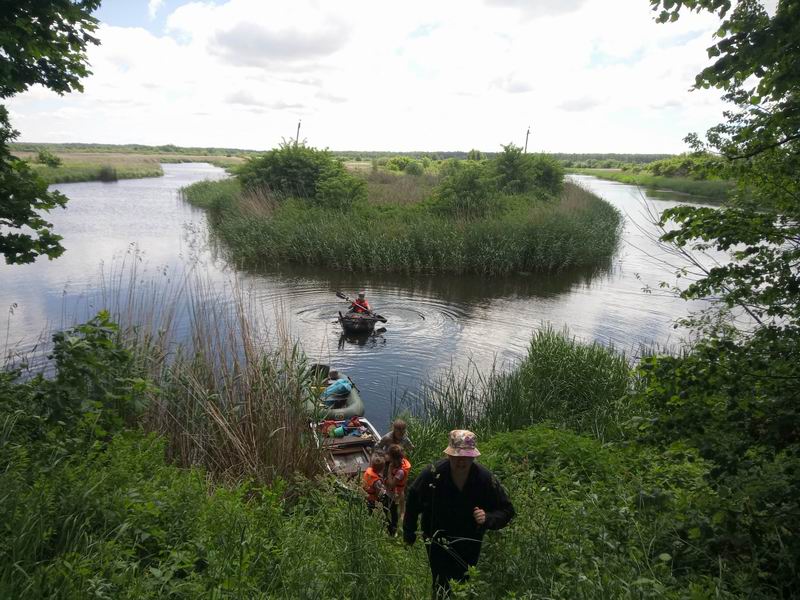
[148, 0, 164, 19]
[7, 0, 731, 152]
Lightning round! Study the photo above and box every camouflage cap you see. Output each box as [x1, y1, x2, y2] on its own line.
[443, 429, 480, 457]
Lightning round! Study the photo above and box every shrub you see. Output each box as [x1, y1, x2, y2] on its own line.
[36, 148, 62, 167]
[404, 160, 424, 176]
[97, 165, 118, 181]
[237, 143, 340, 198]
[385, 156, 412, 172]
[492, 144, 564, 196]
[430, 160, 500, 219]
[313, 170, 367, 209]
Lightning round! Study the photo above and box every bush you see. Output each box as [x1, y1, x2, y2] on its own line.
[97, 165, 118, 181]
[237, 143, 340, 198]
[313, 171, 367, 209]
[36, 148, 62, 167]
[431, 160, 500, 219]
[385, 156, 412, 171]
[492, 144, 564, 196]
[404, 160, 424, 176]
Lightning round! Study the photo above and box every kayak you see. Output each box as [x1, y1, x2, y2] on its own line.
[305, 363, 365, 420]
[338, 311, 380, 333]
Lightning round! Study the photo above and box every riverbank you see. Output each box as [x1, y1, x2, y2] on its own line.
[11, 147, 246, 184]
[1, 308, 790, 598]
[569, 168, 734, 201]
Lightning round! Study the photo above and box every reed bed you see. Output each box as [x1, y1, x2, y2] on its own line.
[94, 255, 322, 483]
[406, 326, 633, 444]
[183, 179, 622, 274]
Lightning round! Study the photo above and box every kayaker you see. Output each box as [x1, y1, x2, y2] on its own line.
[350, 290, 371, 314]
[377, 418, 414, 453]
[403, 430, 515, 597]
[320, 370, 352, 406]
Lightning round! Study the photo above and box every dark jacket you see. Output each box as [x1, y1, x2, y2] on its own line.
[403, 459, 514, 546]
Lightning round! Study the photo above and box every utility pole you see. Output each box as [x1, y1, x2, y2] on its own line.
[524, 125, 531, 153]
[295, 119, 302, 146]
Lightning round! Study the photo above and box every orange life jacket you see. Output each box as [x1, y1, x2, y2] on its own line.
[351, 298, 371, 313]
[362, 467, 384, 502]
[388, 458, 411, 493]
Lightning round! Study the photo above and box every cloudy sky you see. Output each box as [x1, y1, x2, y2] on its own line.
[7, 0, 750, 153]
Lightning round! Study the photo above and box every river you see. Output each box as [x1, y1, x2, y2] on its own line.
[0, 163, 716, 427]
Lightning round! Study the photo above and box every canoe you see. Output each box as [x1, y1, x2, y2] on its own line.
[338, 311, 380, 334]
[312, 417, 382, 477]
[305, 363, 365, 420]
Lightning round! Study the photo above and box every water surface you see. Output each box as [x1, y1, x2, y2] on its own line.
[0, 165, 717, 427]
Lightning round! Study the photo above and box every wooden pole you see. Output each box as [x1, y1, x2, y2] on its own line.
[524, 125, 531, 153]
[295, 119, 302, 146]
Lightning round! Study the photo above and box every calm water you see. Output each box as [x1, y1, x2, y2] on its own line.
[0, 164, 716, 427]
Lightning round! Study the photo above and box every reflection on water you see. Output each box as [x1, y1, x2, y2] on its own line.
[1, 165, 719, 428]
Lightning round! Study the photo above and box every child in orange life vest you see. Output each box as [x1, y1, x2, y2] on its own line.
[386, 444, 412, 521]
[362, 452, 387, 511]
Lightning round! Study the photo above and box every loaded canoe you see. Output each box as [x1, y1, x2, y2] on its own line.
[305, 363, 365, 420]
[311, 417, 382, 477]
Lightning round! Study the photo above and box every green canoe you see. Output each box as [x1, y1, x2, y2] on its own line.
[305, 364, 365, 420]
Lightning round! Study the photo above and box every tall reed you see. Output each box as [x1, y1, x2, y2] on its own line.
[408, 326, 633, 443]
[95, 253, 322, 483]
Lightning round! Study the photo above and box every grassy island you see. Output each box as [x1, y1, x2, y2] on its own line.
[182, 144, 622, 275]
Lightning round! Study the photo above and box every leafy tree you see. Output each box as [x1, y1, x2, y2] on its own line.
[651, 0, 800, 331]
[492, 144, 564, 196]
[639, 2, 800, 592]
[0, 0, 102, 264]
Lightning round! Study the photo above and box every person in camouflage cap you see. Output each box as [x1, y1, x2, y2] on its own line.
[403, 430, 515, 597]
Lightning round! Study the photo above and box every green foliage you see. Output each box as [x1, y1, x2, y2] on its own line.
[403, 160, 424, 176]
[36, 148, 62, 167]
[466, 149, 483, 161]
[430, 160, 500, 219]
[313, 170, 367, 209]
[575, 168, 735, 201]
[238, 143, 335, 198]
[492, 144, 564, 196]
[185, 178, 620, 274]
[0, 1, 101, 264]
[633, 329, 800, 596]
[97, 164, 118, 182]
[237, 143, 366, 210]
[385, 155, 412, 172]
[0, 107, 67, 264]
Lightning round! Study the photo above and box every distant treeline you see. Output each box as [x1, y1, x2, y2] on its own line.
[9, 142, 256, 156]
[10, 143, 675, 166]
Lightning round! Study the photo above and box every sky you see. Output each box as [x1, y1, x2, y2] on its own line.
[5, 0, 762, 153]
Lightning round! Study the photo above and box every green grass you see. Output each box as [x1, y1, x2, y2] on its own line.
[571, 168, 735, 201]
[182, 178, 622, 274]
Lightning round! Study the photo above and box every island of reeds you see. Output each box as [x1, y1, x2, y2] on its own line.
[182, 143, 622, 274]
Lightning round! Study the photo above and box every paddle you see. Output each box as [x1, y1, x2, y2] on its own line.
[335, 291, 388, 323]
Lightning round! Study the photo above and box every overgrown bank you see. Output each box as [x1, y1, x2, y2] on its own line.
[571, 168, 735, 201]
[2, 314, 796, 598]
[182, 144, 622, 275]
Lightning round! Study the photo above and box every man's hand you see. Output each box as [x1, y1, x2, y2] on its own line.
[473, 507, 486, 525]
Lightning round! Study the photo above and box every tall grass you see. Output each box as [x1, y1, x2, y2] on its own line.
[408, 326, 633, 443]
[93, 255, 322, 483]
[183, 179, 622, 274]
